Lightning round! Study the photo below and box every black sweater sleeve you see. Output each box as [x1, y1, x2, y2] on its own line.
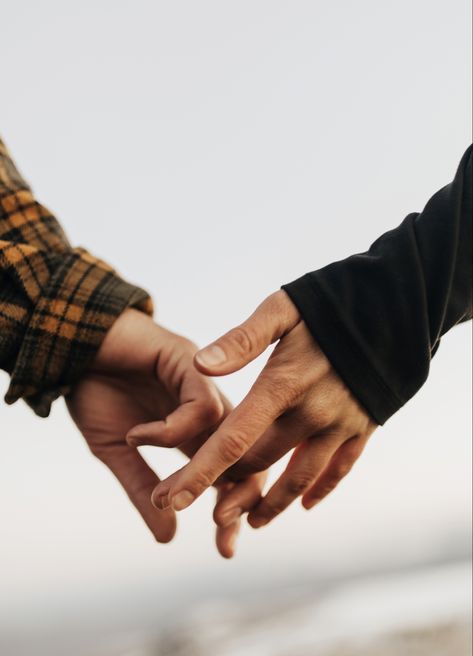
[282, 146, 472, 425]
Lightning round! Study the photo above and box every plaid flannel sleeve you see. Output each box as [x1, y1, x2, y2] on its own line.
[0, 137, 153, 417]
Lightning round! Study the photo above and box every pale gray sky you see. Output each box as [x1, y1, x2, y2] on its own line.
[0, 0, 471, 633]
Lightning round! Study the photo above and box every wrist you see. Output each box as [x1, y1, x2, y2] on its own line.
[92, 308, 160, 373]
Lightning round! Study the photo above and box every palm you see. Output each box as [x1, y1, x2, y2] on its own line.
[68, 371, 177, 453]
[66, 309, 225, 543]
[65, 310, 265, 557]
[67, 369, 183, 543]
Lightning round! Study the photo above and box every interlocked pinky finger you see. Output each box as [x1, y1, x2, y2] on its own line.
[247, 435, 340, 529]
[214, 470, 267, 558]
[216, 518, 242, 560]
[301, 434, 369, 510]
[214, 471, 268, 528]
[214, 482, 240, 559]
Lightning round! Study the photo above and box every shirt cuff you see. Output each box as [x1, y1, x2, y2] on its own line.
[5, 248, 152, 417]
[282, 274, 403, 425]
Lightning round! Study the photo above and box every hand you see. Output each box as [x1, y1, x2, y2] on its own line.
[66, 308, 265, 557]
[152, 291, 377, 529]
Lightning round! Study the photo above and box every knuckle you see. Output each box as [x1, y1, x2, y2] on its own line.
[190, 469, 215, 494]
[260, 498, 286, 517]
[266, 290, 290, 318]
[88, 442, 109, 462]
[333, 462, 352, 479]
[213, 505, 226, 525]
[283, 374, 304, 402]
[259, 372, 302, 409]
[285, 474, 313, 496]
[319, 480, 338, 497]
[229, 326, 255, 356]
[233, 451, 270, 477]
[312, 405, 335, 429]
[158, 428, 180, 448]
[346, 441, 364, 460]
[201, 398, 224, 425]
[128, 479, 152, 499]
[219, 431, 250, 463]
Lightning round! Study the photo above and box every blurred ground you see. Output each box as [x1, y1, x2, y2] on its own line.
[317, 621, 472, 656]
[90, 560, 471, 656]
[0, 558, 470, 656]
[146, 622, 472, 656]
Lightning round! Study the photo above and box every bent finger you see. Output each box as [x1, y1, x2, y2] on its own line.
[216, 518, 241, 559]
[178, 393, 233, 460]
[214, 483, 241, 559]
[302, 434, 369, 509]
[127, 375, 225, 448]
[227, 413, 313, 480]
[248, 433, 342, 528]
[214, 471, 268, 528]
[151, 378, 284, 511]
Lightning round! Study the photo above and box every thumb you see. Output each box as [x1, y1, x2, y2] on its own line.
[194, 290, 300, 376]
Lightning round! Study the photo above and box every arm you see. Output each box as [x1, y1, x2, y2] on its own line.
[283, 145, 472, 424]
[0, 136, 265, 555]
[0, 136, 151, 416]
[149, 147, 472, 528]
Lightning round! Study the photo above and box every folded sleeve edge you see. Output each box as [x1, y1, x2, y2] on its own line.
[282, 274, 404, 425]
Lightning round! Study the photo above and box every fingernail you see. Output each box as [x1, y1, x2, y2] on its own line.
[195, 345, 226, 368]
[152, 492, 170, 510]
[171, 490, 195, 511]
[221, 507, 242, 527]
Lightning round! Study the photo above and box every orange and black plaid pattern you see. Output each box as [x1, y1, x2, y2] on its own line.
[0, 137, 152, 417]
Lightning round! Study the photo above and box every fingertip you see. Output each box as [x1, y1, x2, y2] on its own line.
[193, 352, 207, 373]
[171, 490, 196, 511]
[216, 521, 240, 559]
[195, 344, 226, 366]
[301, 496, 316, 510]
[194, 345, 227, 375]
[154, 528, 176, 544]
[128, 423, 173, 448]
[219, 543, 235, 559]
[247, 513, 268, 529]
[223, 550, 235, 559]
[152, 510, 177, 544]
[126, 425, 167, 448]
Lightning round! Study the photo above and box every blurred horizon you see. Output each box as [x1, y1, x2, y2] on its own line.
[0, 557, 470, 655]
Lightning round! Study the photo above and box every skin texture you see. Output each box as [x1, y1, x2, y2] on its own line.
[66, 308, 266, 558]
[149, 291, 377, 530]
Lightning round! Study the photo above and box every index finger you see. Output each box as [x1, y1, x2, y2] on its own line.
[151, 378, 284, 511]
